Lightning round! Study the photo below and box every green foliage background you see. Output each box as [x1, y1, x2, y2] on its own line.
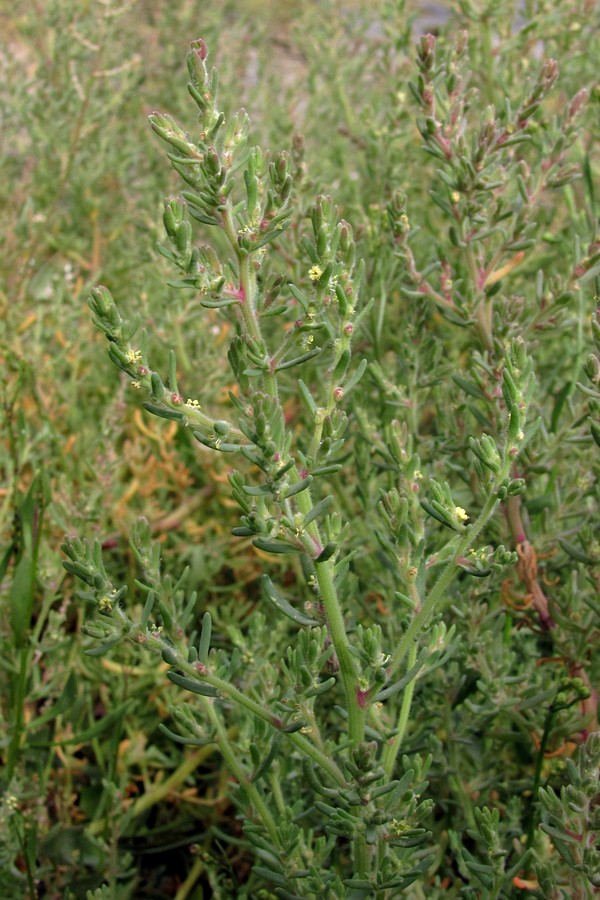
[1, 0, 599, 897]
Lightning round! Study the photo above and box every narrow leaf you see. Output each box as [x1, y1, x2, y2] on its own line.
[261, 575, 319, 626]
[167, 672, 219, 697]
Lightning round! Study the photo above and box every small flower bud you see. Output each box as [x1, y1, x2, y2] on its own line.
[418, 33, 436, 70]
[193, 38, 208, 61]
[584, 354, 600, 385]
[569, 88, 588, 120]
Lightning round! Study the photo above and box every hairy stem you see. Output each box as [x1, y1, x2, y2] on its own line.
[382, 641, 418, 779]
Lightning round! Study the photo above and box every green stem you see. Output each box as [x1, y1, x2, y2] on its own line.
[307, 355, 341, 464]
[222, 205, 278, 397]
[352, 831, 371, 882]
[382, 641, 418, 779]
[174, 858, 205, 900]
[124, 615, 349, 787]
[388, 475, 504, 679]
[307, 324, 352, 463]
[239, 252, 277, 396]
[268, 763, 286, 816]
[480, 15, 496, 104]
[466, 244, 494, 354]
[222, 194, 363, 746]
[317, 559, 366, 746]
[526, 704, 556, 849]
[203, 699, 280, 847]
[221, 204, 241, 253]
[172, 317, 193, 374]
[13, 814, 36, 900]
[376, 840, 388, 900]
[6, 648, 29, 782]
[445, 704, 476, 832]
[198, 667, 348, 787]
[293, 483, 365, 748]
[238, 253, 261, 341]
[308, 407, 328, 463]
[128, 744, 217, 817]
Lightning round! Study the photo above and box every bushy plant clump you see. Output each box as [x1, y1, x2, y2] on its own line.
[3, 1, 599, 897]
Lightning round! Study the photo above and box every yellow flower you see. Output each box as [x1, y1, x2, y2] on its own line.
[98, 595, 113, 613]
[455, 506, 469, 522]
[308, 265, 323, 282]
